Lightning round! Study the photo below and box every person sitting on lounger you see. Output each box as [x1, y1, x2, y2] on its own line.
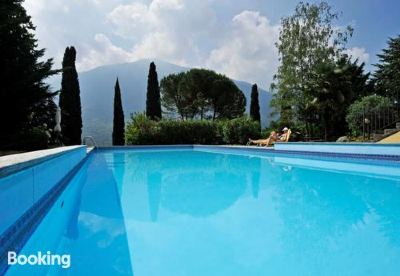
[247, 131, 278, 146]
[278, 127, 290, 142]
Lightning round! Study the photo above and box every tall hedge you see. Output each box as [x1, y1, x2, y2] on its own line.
[125, 114, 260, 145]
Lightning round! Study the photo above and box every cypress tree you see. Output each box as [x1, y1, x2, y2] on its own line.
[146, 62, 162, 120]
[250, 84, 261, 122]
[59, 46, 82, 145]
[112, 78, 125, 145]
[0, 0, 57, 149]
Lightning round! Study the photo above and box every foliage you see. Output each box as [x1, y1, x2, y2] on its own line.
[374, 36, 400, 108]
[30, 98, 58, 132]
[346, 95, 393, 136]
[59, 46, 82, 145]
[305, 57, 372, 140]
[221, 117, 261, 145]
[0, 0, 58, 149]
[125, 113, 158, 145]
[8, 127, 50, 151]
[146, 62, 162, 120]
[271, 1, 353, 137]
[159, 72, 186, 118]
[160, 69, 246, 120]
[157, 120, 220, 144]
[125, 114, 260, 145]
[250, 84, 261, 122]
[112, 78, 125, 145]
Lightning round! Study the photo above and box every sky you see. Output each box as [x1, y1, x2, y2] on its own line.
[24, 0, 400, 89]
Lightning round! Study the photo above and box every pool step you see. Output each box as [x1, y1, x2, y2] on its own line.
[372, 120, 400, 142]
[373, 133, 385, 141]
[384, 128, 399, 135]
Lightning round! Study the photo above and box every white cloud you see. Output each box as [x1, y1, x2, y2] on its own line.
[344, 47, 370, 64]
[23, 0, 370, 90]
[206, 11, 280, 88]
[106, 3, 151, 39]
[150, 0, 184, 11]
[80, 0, 216, 71]
[77, 34, 135, 71]
[24, 0, 279, 87]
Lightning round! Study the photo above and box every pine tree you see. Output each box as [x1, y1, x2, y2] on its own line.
[59, 46, 82, 145]
[374, 36, 400, 115]
[0, 0, 57, 149]
[146, 62, 162, 120]
[250, 84, 261, 122]
[112, 78, 125, 145]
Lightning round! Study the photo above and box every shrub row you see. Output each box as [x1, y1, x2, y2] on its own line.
[125, 114, 260, 145]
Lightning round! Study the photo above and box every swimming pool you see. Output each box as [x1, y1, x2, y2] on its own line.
[4, 147, 400, 275]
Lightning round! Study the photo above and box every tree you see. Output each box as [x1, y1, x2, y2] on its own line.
[160, 69, 246, 120]
[209, 77, 246, 120]
[305, 56, 372, 140]
[178, 69, 212, 119]
[146, 62, 162, 120]
[0, 0, 58, 149]
[112, 78, 125, 145]
[160, 72, 186, 119]
[59, 46, 82, 145]
[374, 36, 400, 115]
[271, 2, 353, 137]
[250, 84, 261, 122]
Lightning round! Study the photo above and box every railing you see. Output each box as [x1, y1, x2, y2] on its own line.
[82, 136, 97, 148]
[360, 107, 399, 141]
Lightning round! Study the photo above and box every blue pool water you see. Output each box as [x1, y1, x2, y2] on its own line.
[6, 148, 400, 275]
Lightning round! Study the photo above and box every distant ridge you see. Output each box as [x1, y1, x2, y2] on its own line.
[49, 59, 273, 145]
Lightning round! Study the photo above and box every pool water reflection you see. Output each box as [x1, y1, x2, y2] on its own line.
[7, 149, 400, 276]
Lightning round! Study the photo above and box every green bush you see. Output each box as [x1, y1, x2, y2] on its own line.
[125, 114, 260, 145]
[346, 95, 393, 136]
[125, 113, 159, 145]
[222, 117, 261, 144]
[158, 120, 219, 144]
[7, 127, 50, 151]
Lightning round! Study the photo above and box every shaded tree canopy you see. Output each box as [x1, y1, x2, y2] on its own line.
[146, 62, 162, 120]
[160, 69, 246, 120]
[112, 78, 125, 145]
[250, 84, 261, 122]
[0, 0, 58, 149]
[59, 46, 82, 145]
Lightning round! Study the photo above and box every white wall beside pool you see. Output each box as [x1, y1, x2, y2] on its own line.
[274, 142, 400, 156]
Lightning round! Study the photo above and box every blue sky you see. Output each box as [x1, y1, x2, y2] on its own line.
[24, 0, 399, 89]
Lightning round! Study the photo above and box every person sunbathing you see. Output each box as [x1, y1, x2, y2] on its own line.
[247, 131, 278, 146]
[278, 127, 290, 142]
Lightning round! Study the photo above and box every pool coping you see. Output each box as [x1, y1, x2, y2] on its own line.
[0, 146, 86, 178]
[2, 143, 399, 178]
[96, 144, 400, 162]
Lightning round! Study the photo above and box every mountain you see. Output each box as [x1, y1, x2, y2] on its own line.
[49, 59, 273, 145]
